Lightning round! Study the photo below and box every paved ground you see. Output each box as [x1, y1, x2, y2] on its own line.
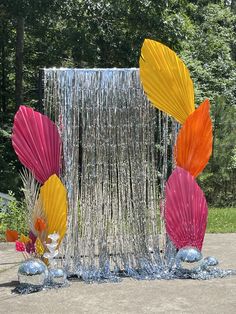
[0, 234, 236, 314]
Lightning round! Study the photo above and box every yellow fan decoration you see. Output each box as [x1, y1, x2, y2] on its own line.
[39, 174, 67, 244]
[35, 237, 45, 255]
[139, 39, 195, 124]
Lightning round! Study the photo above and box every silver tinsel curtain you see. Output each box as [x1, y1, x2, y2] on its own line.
[43, 68, 177, 281]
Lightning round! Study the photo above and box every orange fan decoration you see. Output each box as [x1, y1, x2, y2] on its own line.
[175, 99, 213, 177]
[6, 229, 18, 242]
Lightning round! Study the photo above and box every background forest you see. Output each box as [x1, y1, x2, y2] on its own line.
[0, 0, 236, 207]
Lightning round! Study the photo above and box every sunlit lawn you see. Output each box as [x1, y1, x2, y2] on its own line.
[207, 207, 236, 233]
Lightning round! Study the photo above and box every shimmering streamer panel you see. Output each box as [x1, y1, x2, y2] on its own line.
[43, 68, 177, 280]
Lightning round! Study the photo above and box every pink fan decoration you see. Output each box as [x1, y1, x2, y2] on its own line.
[12, 106, 62, 184]
[165, 167, 208, 251]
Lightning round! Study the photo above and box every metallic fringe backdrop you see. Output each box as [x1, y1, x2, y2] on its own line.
[43, 68, 178, 281]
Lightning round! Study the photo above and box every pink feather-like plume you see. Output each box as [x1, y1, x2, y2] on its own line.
[165, 167, 208, 251]
[12, 106, 62, 184]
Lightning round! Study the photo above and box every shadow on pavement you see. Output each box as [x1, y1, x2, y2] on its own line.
[0, 280, 18, 288]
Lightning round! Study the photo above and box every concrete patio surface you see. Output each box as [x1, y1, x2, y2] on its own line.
[0, 234, 236, 314]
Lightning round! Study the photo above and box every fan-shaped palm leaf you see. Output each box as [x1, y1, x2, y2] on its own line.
[140, 39, 195, 124]
[12, 105, 61, 184]
[175, 99, 213, 177]
[165, 167, 208, 251]
[39, 174, 67, 243]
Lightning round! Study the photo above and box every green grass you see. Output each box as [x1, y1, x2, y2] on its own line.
[207, 207, 236, 233]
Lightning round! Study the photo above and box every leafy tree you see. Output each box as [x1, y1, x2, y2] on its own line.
[199, 96, 236, 206]
[179, 2, 236, 205]
[180, 2, 236, 106]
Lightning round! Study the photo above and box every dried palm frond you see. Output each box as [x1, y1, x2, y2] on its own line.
[175, 99, 213, 177]
[140, 39, 195, 124]
[39, 174, 67, 244]
[165, 167, 208, 251]
[20, 167, 45, 235]
[12, 105, 62, 184]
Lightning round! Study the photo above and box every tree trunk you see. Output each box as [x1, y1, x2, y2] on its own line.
[0, 16, 7, 117]
[231, 0, 236, 61]
[231, 0, 236, 12]
[1, 44, 7, 115]
[15, 15, 24, 109]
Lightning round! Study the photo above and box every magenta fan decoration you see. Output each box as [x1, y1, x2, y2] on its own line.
[165, 167, 208, 251]
[12, 105, 62, 184]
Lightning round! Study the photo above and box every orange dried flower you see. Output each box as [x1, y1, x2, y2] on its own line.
[34, 217, 46, 232]
[19, 234, 31, 244]
[6, 229, 18, 242]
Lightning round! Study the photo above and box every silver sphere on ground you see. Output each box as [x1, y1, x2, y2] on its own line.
[175, 247, 203, 271]
[200, 256, 219, 270]
[18, 259, 48, 287]
[49, 268, 67, 285]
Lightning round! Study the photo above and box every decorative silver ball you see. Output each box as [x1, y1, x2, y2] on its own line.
[49, 268, 66, 285]
[18, 259, 48, 287]
[175, 247, 203, 271]
[201, 256, 219, 270]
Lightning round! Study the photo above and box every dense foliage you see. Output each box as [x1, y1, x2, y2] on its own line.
[0, 193, 28, 240]
[0, 0, 236, 206]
